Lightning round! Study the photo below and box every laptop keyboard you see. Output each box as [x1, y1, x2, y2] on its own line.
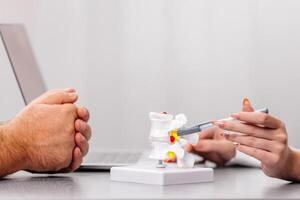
[84, 152, 141, 165]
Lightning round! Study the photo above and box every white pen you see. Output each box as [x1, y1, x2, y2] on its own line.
[175, 108, 269, 136]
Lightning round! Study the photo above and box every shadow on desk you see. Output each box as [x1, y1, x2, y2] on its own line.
[0, 175, 80, 198]
[264, 181, 300, 198]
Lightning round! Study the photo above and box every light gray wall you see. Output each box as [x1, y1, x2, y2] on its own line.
[1, 0, 300, 151]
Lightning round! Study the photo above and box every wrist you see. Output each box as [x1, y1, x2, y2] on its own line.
[288, 148, 300, 181]
[1, 122, 28, 173]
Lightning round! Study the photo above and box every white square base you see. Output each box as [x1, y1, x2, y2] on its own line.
[110, 165, 214, 185]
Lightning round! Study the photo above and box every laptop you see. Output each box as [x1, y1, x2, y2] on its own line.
[0, 24, 142, 170]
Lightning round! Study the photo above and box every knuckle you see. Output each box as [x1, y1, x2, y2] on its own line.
[250, 148, 258, 157]
[64, 104, 77, 113]
[69, 104, 77, 112]
[247, 136, 256, 147]
[259, 113, 268, 123]
[63, 119, 75, 133]
[276, 134, 288, 144]
[226, 134, 234, 141]
[249, 126, 258, 135]
[276, 144, 285, 153]
[67, 123, 75, 133]
[224, 121, 235, 130]
[223, 121, 230, 128]
[27, 103, 38, 112]
[271, 155, 280, 165]
[279, 121, 286, 128]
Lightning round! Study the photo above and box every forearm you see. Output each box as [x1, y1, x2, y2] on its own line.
[0, 123, 26, 178]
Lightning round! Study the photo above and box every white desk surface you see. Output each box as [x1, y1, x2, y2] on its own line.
[0, 167, 299, 199]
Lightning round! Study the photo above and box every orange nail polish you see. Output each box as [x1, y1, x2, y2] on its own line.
[243, 97, 251, 106]
[64, 88, 76, 93]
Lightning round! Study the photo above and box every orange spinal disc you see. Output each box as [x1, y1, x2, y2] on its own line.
[167, 151, 176, 159]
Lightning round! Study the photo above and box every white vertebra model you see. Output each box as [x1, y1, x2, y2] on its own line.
[149, 112, 199, 168]
[110, 111, 214, 185]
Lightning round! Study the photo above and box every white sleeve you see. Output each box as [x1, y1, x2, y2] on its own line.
[225, 150, 261, 168]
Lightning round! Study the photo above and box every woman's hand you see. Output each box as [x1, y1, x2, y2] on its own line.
[214, 99, 300, 181]
[185, 127, 236, 166]
[183, 98, 255, 166]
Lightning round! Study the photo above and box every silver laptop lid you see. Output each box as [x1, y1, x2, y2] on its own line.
[0, 24, 46, 105]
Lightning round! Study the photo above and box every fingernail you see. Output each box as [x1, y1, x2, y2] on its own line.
[234, 142, 239, 147]
[80, 122, 87, 131]
[69, 92, 78, 99]
[242, 97, 251, 106]
[64, 88, 76, 92]
[80, 106, 87, 115]
[231, 113, 240, 119]
[81, 134, 86, 141]
[214, 121, 225, 128]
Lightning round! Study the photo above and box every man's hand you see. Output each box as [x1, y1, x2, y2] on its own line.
[214, 99, 300, 181]
[0, 88, 91, 177]
[30, 88, 91, 172]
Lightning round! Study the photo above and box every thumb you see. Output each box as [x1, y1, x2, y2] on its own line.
[193, 139, 227, 153]
[199, 127, 219, 139]
[242, 97, 254, 112]
[31, 88, 78, 105]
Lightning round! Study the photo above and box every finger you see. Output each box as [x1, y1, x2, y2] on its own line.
[193, 139, 235, 161]
[231, 112, 282, 129]
[199, 127, 219, 139]
[61, 147, 83, 172]
[237, 144, 274, 164]
[214, 120, 273, 140]
[77, 107, 90, 122]
[70, 147, 83, 171]
[63, 104, 78, 120]
[75, 120, 92, 140]
[193, 139, 228, 153]
[226, 134, 276, 152]
[242, 97, 254, 112]
[184, 144, 193, 152]
[32, 88, 78, 105]
[164, 157, 176, 163]
[75, 132, 89, 156]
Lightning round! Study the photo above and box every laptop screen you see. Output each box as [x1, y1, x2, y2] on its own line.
[0, 32, 24, 121]
[0, 25, 46, 105]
